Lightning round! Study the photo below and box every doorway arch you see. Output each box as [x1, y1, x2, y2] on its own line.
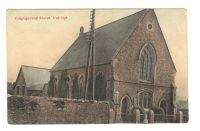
[120, 95, 132, 122]
[159, 98, 168, 114]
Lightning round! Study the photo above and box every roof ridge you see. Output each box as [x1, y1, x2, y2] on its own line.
[21, 65, 50, 70]
[83, 9, 147, 34]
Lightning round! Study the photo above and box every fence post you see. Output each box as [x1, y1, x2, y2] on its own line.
[109, 108, 115, 123]
[173, 112, 177, 122]
[133, 109, 140, 123]
[148, 110, 154, 123]
[177, 111, 183, 123]
[143, 113, 148, 124]
[113, 91, 120, 123]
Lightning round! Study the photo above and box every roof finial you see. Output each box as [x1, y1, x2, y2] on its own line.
[79, 26, 84, 35]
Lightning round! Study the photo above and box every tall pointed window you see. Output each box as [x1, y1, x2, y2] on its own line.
[140, 44, 156, 82]
[95, 72, 106, 100]
[79, 75, 85, 99]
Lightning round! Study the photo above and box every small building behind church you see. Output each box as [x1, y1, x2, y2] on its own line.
[14, 65, 50, 96]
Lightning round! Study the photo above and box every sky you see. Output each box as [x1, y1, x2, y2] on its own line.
[7, 9, 187, 99]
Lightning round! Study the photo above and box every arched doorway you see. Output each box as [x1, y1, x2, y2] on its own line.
[159, 98, 168, 114]
[120, 96, 131, 122]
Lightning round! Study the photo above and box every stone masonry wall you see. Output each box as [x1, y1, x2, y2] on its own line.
[8, 95, 110, 124]
[51, 63, 113, 100]
[112, 10, 175, 113]
[113, 10, 176, 86]
[14, 69, 27, 95]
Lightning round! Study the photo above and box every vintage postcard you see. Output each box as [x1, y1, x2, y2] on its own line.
[7, 9, 188, 124]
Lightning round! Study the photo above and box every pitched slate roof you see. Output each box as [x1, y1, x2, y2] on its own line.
[21, 65, 50, 90]
[51, 9, 148, 71]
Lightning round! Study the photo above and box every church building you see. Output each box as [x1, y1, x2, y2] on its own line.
[49, 9, 177, 122]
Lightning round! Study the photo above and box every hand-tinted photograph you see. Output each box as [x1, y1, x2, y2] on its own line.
[7, 9, 188, 124]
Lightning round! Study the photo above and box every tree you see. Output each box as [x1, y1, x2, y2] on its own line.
[58, 71, 69, 98]
[7, 82, 15, 95]
[48, 74, 55, 97]
[72, 73, 80, 99]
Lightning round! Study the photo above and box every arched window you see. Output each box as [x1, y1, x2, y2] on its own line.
[54, 77, 58, 96]
[79, 75, 85, 99]
[22, 86, 25, 95]
[16, 86, 20, 95]
[95, 72, 106, 100]
[140, 44, 156, 82]
[72, 73, 80, 99]
[58, 71, 69, 98]
[138, 92, 152, 108]
[66, 76, 70, 98]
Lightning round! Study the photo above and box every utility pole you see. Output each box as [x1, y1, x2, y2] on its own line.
[85, 9, 96, 100]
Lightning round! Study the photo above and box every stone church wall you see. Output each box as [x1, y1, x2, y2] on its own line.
[113, 10, 176, 87]
[51, 63, 113, 100]
[112, 10, 175, 114]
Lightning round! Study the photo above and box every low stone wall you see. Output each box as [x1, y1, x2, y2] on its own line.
[8, 95, 110, 124]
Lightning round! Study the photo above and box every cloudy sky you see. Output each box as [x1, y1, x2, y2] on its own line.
[7, 9, 187, 99]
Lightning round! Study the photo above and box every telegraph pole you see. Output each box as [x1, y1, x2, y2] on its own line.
[91, 9, 96, 100]
[85, 9, 96, 100]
